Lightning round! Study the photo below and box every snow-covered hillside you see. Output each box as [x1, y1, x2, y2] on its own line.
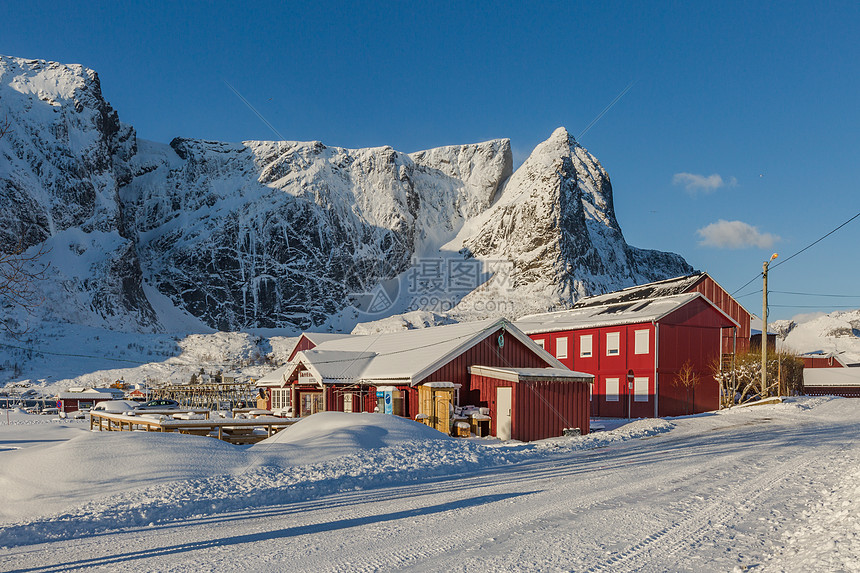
[0, 54, 691, 335]
[0, 322, 297, 389]
[773, 309, 860, 363]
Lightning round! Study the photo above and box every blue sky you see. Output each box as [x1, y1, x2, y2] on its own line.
[4, 1, 859, 321]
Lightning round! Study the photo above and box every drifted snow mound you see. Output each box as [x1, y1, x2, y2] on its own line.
[255, 412, 449, 464]
[0, 431, 245, 521]
[350, 309, 458, 335]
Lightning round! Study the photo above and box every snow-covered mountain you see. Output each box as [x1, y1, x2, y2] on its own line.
[0, 55, 692, 334]
[773, 310, 860, 363]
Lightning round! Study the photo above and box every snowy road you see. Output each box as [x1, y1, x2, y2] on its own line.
[3, 398, 859, 572]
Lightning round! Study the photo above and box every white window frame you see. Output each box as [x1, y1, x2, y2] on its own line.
[634, 329, 650, 355]
[534, 338, 545, 349]
[606, 332, 620, 356]
[634, 377, 649, 402]
[605, 378, 620, 402]
[556, 337, 568, 359]
[271, 388, 289, 410]
[580, 334, 593, 358]
[343, 393, 353, 413]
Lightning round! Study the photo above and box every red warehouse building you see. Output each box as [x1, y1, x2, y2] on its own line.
[568, 273, 751, 355]
[257, 318, 593, 440]
[515, 292, 739, 418]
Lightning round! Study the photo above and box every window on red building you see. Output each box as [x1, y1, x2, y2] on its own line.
[606, 378, 620, 401]
[580, 334, 593, 357]
[556, 337, 568, 359]
[634, 329, 649, 355]
[606, 332, 620, 356]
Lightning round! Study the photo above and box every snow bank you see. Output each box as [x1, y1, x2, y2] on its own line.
[255, 412, 451, 464]
[0, 411, 678, 547]
[0, 431, 246, 522]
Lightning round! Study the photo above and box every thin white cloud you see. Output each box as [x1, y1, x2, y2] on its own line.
[673, 172, 737, 194]
[696, 220, 779, 249]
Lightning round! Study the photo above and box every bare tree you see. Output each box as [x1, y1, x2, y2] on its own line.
[673, 360, 701, 415]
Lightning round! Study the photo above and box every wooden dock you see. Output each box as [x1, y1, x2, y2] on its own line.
[89, 411, 298, 445]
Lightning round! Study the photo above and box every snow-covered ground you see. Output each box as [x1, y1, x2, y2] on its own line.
[2, 397, 859, 572]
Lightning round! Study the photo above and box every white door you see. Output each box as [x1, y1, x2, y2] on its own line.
[496, 387, 513, 440]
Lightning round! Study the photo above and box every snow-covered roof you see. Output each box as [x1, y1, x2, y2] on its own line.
[255, 364, 293, 387]
[285, 332, 357, 361]
[515, 292, 739, 335]
[569, 273, 707, 308]
[468, 365, 592, 383]
[284, 318, 563, 386]
[58, 388, 121, 399]
[800, 351, 849, 367]
[804, 368, 860, 387]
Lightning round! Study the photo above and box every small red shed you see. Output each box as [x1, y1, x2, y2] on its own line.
[468, 366, 592, 441]
[57, 388, 123, 413]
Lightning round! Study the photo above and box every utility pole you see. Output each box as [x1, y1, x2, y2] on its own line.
[762, 253, 778, 398]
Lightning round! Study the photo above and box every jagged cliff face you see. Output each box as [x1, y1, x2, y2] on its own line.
[123, 137, 512, 330]
[456, 128, 692, 317]
[0, 57, 156, 330]
[0, 55, 691, 333]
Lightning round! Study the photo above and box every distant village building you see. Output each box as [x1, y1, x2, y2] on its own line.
[58, 387, 123, 413]
[257, 319, 592, 440]
[800, 351, 850, 369]
[803, 368, 860, 398]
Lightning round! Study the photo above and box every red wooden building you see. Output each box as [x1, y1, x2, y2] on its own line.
[515, 292, 739, 418]
[257, 319, 593, 440]
[57, 387, 124, 413]
[568, 273, 751, 354]
[468, 366, 591, 441]
[800, 351, 849, 369]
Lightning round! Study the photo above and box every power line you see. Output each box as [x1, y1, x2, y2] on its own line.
[223, 80, 287, 141]
[770, 290, 860, 299]
[577, 80, 636, 141]
[735, 289, 761, 299]
[770, 211, 860, 271]
[731, 210, 860, 296]
[769, 304, 860, 309]
[731, 273, 763, 297]
[0, 341, 148, 365]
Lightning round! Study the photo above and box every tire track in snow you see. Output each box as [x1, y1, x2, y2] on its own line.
[583, 430, 841, 573]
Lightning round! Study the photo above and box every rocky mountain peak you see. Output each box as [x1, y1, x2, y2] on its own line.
[0, 56, 692, 333]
